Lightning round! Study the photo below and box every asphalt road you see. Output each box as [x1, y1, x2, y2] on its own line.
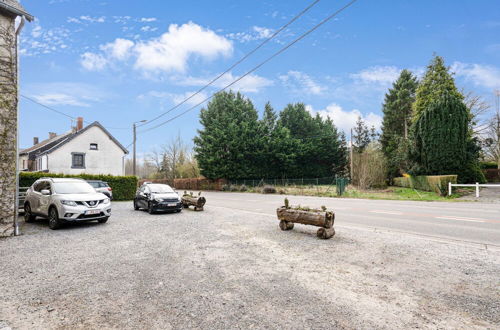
[201, 191, 500, 247]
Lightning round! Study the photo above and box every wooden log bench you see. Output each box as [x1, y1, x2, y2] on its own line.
[181, 194, 206, 211]
[276, 206, 335, 239]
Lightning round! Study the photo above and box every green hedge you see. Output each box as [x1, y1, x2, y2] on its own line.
[393, 175, 457, 195]
[19, 172, 138, 201]
[480, 161, 499, 169]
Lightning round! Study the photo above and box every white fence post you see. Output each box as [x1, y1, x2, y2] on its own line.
[476, 182, 479, 198]
[448, 182, 452, 196]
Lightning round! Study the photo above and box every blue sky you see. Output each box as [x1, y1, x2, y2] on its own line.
[19, 0, 500, 157]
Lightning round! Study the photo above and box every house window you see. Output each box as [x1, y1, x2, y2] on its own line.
[71, 152, 85, 169]
[90, 143, 98, 150]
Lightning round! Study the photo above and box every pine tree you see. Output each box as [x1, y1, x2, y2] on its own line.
[380, 69, 418, 179]
[194, 91, 262, 179]
[258, 102, 296, 178]
[409, 55, 485, 183]
[413, 55, 463, 120]
[352, 116, 371, 153]
[409, 92, 485, 183]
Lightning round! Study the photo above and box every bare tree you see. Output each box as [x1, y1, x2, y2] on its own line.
[463, 90, 491, 135]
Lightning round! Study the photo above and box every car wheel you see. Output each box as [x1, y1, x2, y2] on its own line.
[24, 203, 36, 222]
[148, 202, 154, 214]
[48, 207, 61, 230]
[176, 209, 182, 213]
[133, 200, 139, 210]
[98, 217, 109, 224]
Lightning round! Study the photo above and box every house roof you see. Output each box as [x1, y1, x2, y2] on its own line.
[0, 0, 34, 22]
[19, 131, 73, 156]
[20, 121, 129, 157]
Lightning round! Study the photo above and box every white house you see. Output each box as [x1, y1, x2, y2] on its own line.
[19, 117, 128, 176]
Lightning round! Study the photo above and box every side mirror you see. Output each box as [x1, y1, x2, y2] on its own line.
[41, 189, 50, 195]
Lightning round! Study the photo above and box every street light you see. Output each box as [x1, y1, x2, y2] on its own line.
[133, 120, 147, 176]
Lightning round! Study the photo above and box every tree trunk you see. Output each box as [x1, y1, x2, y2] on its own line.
[317, 227, 335, 239]
[181, 196, 206, 211]
[279, 220, 294, 231]
[276, 207, 334, 228]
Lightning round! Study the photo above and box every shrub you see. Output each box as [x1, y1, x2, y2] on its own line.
[19, 172, 138, 201]
[352, 144, 387, 189]
[261, 185, 277, 194]
[239, 184, 248, 192]
[222, 184, 230, 191]
[393, 175, 457, 194]
[480, 161, 498, 169]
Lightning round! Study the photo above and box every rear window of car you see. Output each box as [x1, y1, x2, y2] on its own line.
[87, 181, 109, 188]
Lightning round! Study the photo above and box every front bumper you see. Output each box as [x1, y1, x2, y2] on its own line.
[151, 201, 182, 212]
[59, 204, 111, 221]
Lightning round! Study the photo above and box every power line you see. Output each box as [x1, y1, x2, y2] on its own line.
[139, 0, 358, 135]
[20, 94, 129, 130]
[137, 0, 322, 128]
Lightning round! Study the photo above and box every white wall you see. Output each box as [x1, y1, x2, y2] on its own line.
[47, 126, 126, 175]
[19, 155, 28, 171]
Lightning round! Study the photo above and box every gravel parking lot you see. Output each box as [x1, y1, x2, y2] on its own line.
[1, 201, 499, 329]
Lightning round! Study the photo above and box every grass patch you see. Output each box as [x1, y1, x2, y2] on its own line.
[242, 185, 466, 202]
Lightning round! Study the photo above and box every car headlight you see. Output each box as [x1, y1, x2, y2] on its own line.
[154, 197, 163, 202]
[103, 198, 110, 204]
[61, 200, 77, 206]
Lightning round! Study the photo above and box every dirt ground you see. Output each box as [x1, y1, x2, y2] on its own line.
[0, 202, 499, 329]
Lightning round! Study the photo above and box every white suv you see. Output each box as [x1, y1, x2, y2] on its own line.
[24, 178, 111, 229]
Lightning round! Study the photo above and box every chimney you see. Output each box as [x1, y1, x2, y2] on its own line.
[33, 137, 39, 145]
[77, 117, 84, 131]
[49, 132, 57, 139]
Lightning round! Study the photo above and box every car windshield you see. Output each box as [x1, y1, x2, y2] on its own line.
[88, 182, 100, 188]
[148, 184, 174, 193]
[53, 182, 96, 194]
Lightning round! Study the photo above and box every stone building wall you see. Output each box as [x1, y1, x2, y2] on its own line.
[0, 14, 18, 237]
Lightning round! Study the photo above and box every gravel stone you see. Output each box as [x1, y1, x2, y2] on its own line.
[0, 201, 498, 329]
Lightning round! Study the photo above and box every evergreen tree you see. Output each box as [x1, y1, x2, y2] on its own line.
[413, 55, 462, 120]
[258, 102, 296, 178]
[380, 69, 418, 180]
[409, 92, 485, 183]
[409, 55, 485, 183]
[352, 116, 371, 153]
[194, 91, 262, 179]
[277, 103, 347, 178]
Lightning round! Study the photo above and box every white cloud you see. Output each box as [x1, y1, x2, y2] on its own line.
[175, 72, 273, 93]
[452, 62, 500, 89]
[134, 22, 233, 73]
[20, 21, 71, 56]
[79, 22, 233, 75]
[100, 38, 135, 60]
[279, 71, 326, 95]
[80, 52, 107, 71]
[306, 103, 382, 134]
[350, 66, 401, 85]
[142, 90, 209, 107]
[226, 26, 275, 43]
[140, 17, 157, 22]
[29, 82, 106, 107]
[32, 93, 91, 107]
[140, 26, 158, 32]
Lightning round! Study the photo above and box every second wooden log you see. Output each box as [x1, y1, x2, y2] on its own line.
[276, 207, 334, 228]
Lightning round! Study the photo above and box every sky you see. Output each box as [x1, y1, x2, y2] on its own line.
[18, 0, 500, 157]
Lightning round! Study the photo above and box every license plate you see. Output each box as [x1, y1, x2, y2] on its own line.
[167, 203, 177, 207]
[85, 210, 100, 215]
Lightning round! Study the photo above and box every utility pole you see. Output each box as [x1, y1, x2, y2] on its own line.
[350, 128, 354, 180]
[495, 90, 500, 169]
[133, 123, 137, 176]
[132, 120, 147, 176]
